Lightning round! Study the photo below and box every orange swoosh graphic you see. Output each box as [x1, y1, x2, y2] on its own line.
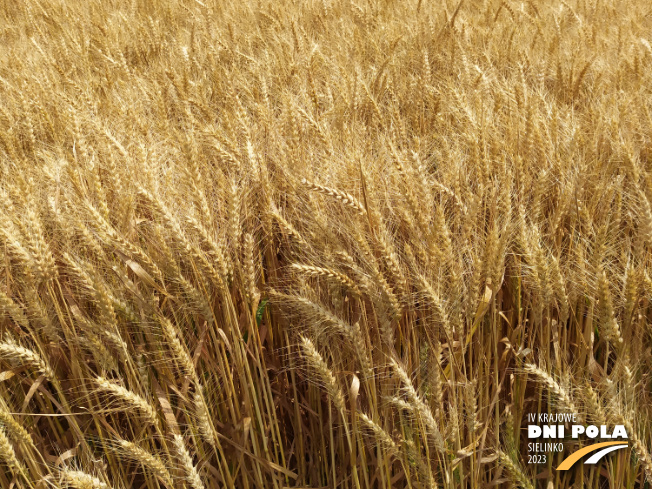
[557, 442, 628, 470]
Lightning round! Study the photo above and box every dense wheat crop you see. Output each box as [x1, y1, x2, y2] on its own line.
[0, 0, 651, 487]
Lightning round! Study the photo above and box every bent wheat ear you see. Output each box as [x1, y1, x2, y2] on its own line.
[0, 408, 35, 450]
[173, 434, 205, 489]
[619, 419, 652, 482]
[301, 178, 367, 215]
[194, 387, 216, 448]
[61, 469, 112, 489]
[358, 412, 398, 456]
[159, 316, 197, 382]
[597, 269, 624, 345]
[291, 263, 361, 296]
[0, 338, 55, 380]
[496, 450, 534, 489]
[390, 359, 446, 454]
[111, 438, 174, 488]
[0, 290, 29, 328]
[0, 426, 25, 476]
[94, 377, 159, 427]
[523, 364, 579, 419]
[299, 336, 346, 413]
[243, 233, 261, 305]
[269, 205, 308, 245]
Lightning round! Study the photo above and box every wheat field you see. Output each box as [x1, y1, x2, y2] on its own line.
[0, 0, 651, 488]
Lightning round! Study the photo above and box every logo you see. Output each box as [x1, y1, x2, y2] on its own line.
[556, 442, 629, 470]
[526, 413, 628, 469]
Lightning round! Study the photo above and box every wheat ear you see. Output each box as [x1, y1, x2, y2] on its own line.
[173, 434, 205, 489]
[301, 178, 367, 215]
[61, 469, 111, 489]
[112, 438, 174, 488]
[291, 263, 361, 296]
[94, 377, 159, 427]
[496, 450, 534, 489]
[0, 338, 55, 380]
[524, 364, 580, 420]
[391, 359, 446, 454]
[0, 426, 27, 478]
[299, 336, 346, 413]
